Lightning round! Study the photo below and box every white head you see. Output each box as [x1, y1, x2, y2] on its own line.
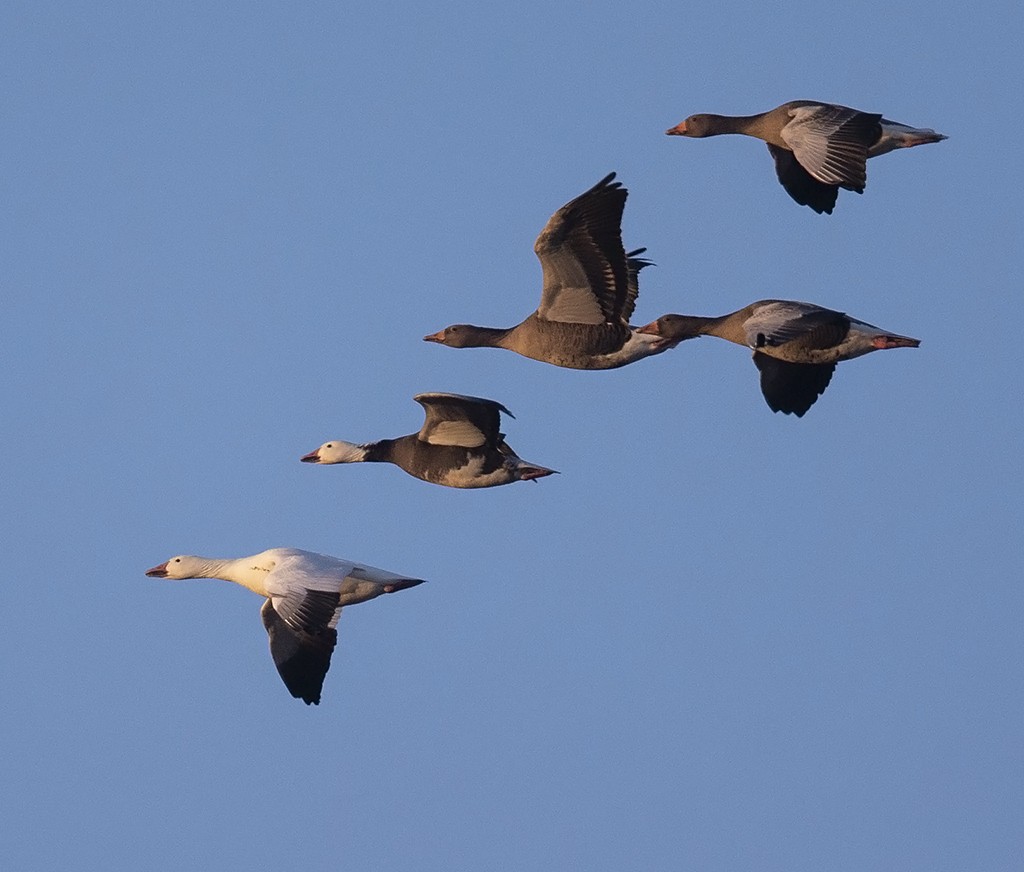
[300, 440, 367, 465]
[145, 555, 209, 579]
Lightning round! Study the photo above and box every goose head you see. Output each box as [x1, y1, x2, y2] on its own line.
[423, 325, 489, 348]
[665, 114, 716, 137]
[145, 555, 206, 579]
[638, 315, 706, 342]
[300, 440, 367, 464]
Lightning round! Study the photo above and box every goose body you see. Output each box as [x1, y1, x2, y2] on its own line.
[145, 547, 425, 705]
[639, 300, 920, 416]
[424, 174, 679, 369]
[666, 101, 946, 213]
[301, 392, 557, 488]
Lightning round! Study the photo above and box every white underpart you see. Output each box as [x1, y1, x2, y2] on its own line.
[839, 319, 893, 360]
[598, 328, 681, 367]
[871, 122, 946, 157]
[433, 452, 552, 488]
[436, 452, 516, 487]
[440, 454, 509, 488]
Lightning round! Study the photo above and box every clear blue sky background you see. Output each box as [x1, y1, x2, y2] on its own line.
[3, 2, 1021, 870]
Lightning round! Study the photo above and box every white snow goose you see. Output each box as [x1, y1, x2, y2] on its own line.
[145, 548, 425, 705]
[666, 101, 947, 213]
[639, 300, 920, 416]
[301, 392, 557, 488]
[423, 173, 679, 369]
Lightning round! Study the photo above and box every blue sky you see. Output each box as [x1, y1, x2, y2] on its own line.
[3, 2, 1022, 870]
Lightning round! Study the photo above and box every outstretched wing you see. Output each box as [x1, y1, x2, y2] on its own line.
[414, 392, 512, 448]
[260, 590, 340, 705]
[533, 173, 630, 325]
[743, 301, 850, 349]
[752, 353, 836, 417]
[767, 144, 840, 214]
[780, 104, 881, 192]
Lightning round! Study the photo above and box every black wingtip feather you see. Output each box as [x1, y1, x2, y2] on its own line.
[261, 599, 336, 705]
[753, 354, 836, 417]
[767, 143, 840, 214]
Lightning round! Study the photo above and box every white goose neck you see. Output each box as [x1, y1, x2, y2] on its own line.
[193, 556, 274, 597]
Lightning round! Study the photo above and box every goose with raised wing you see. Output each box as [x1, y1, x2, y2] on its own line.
[666, 101, 946, 213]
[424, 173, 678, 369]
[301, 392, 556, 488]
[145, 548, 425, 705]
[639, 301, 920, 416]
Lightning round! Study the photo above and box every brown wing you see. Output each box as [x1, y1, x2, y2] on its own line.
[533, 173, 630, 325]
[414, 392, 512, 448]
[745, 302, 850, 349]
[779, 316, 851, 351]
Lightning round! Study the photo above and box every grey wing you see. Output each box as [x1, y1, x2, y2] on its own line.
[766, 144, 840, 214]
[752, 353, 836, 417]
[533, 173, 630, 325]
[744, 302, 850, 349]
[414, 392, 511, 447]
[260, 590, 341, 705]
[781, 104, 882, 192]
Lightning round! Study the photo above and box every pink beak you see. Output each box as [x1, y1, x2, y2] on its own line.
[872, 336, 921, 350]
[300, 450, 320, 463]
[145, 562, 169, 577]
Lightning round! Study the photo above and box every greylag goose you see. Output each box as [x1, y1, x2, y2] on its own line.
[145, 548, 425, 705]
[301, 392, 557, 488]
[639, 300, 920, 416]
[666, 101, 946, 213]
[424, 173, 678, 369]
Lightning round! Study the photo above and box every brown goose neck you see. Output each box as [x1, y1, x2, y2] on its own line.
[707, 112, 771, 136]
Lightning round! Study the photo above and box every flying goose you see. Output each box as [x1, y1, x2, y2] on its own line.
[301, 392, 557, 488]
[145, 548, 425, 705]
[666, 101, 946, 213]
[424, 173, 679, 369]
[639, 300, 920, 416]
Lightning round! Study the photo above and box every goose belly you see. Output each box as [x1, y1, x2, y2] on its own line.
[416, 450, 516, 488]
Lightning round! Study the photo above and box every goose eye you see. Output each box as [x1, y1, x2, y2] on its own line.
[174, 558, 181, 563]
